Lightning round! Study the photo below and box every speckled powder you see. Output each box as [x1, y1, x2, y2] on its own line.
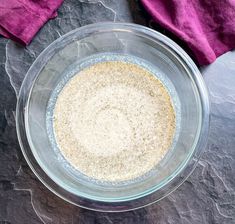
[53, 61, 176, 182]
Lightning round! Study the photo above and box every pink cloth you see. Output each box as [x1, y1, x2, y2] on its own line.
[141, 0, 235, 65]
[0, 0, 63, 45]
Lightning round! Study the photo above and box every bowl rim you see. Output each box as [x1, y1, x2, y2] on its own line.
[16, 22, 210, 212]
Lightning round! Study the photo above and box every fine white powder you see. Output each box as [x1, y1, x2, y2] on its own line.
[53, 61, 176, 182]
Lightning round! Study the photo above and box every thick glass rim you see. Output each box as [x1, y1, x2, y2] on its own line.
[16, 22, 210, 212]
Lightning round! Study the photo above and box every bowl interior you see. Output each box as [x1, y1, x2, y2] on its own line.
[25, 26, 201, 202]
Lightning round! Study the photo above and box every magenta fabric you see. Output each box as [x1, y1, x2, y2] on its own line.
[0, 0, 63, 45]
[141, 0, 235, 65]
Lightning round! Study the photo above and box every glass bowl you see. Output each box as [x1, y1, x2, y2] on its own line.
[16, 22, 210, 212]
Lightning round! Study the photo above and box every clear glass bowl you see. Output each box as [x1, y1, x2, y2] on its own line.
[16, 22, 210, 212]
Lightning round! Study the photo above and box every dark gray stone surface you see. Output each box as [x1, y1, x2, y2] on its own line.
[0, 0, 234, 223]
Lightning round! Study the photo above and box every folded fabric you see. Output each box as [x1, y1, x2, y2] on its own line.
[0, 0, 63, 45]
[141, 0, 235, 65]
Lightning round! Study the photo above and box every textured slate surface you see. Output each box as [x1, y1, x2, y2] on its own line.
[0, 0, 234, 223]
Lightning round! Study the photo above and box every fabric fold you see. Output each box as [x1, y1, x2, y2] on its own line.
[141, 0, 235, 65]
[0, 0, 63, 45]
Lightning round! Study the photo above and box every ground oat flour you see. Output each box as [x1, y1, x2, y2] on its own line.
[53, 60, 176, 182]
